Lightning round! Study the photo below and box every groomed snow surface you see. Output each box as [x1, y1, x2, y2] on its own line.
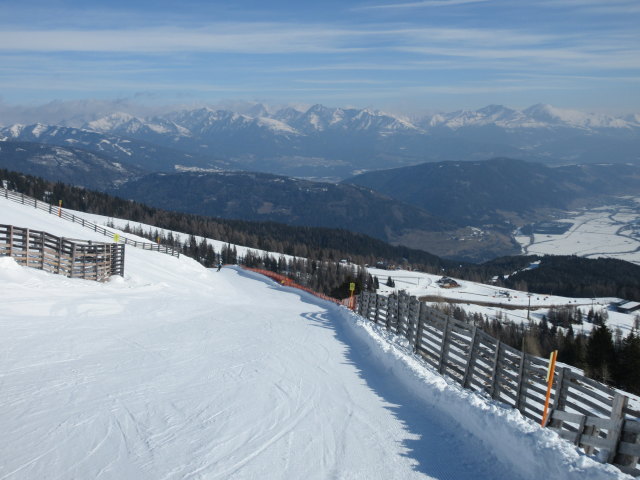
[0, 199, 631, 479]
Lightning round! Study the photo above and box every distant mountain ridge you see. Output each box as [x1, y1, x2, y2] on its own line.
[344, 158, 640, 226]
[0, 123, 229, 173]
[2, 103, 638, 179]
[111, 170, 454, 243]
[0, 141, 142, 189]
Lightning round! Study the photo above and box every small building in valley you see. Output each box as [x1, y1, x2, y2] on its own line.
[436, 276, 460, 288]
[616, 301, 640, 314]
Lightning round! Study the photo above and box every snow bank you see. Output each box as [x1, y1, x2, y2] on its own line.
[335, 308, 631, 480]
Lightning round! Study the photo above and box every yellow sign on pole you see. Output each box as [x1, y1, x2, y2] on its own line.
[348, 283, 357, 311]
[114, 233, 120, 243]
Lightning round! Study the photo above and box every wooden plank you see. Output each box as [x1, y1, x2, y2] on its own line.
[564, 390, 613, 416]
[495, 385, 518, 404]
[623, 421, 640, 434]
[579, 434, 611, 451]
[565, 382, 613, 409]
[497, 367, 519, 384]
[469, 357, 494, 377]
[523, 381, 550, 399]
[618, 441, 640, 457]
[566, 371, 616, 397]
[522, 409, 541, 422]
[624, 406, 640, 418]
[563, 399, 608, 418]
[416, 350, 439, 369]
[548, 428, 579, 443]
[616, 465, 640, 476]
[443, 354, 467, 373]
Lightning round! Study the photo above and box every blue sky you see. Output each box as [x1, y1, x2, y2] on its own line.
[1, 0, 639, 115]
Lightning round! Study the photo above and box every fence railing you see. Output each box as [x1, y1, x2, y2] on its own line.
[0, 224, 124, 281]
[1, 187, 180, 257]
[357, 290, 640, 476]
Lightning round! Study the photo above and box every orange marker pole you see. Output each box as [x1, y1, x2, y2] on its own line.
[541, 350, 558, 427]
[58, 200, 62, 217]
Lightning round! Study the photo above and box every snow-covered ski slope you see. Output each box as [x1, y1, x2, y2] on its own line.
[0, 198, 630, 479]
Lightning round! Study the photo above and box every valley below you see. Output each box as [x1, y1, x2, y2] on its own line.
[515, 197, 640, 265]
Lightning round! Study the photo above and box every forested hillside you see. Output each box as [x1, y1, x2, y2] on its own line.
[4, 168, 640, 302]
[1, 169, 450, 270]
[345, 158, 640, 227]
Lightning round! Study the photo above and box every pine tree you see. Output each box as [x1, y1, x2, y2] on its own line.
[615, 331, 640, 394]
[586, 323, 616, 383]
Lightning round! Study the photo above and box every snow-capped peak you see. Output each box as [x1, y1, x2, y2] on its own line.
[86, 112, 138, 132]
[423, 104, 638, 130]
[522, 104, 628, 128]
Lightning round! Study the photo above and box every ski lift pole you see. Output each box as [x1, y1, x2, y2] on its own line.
[540, 349, 558, 427]
[58, 200, 62, 217]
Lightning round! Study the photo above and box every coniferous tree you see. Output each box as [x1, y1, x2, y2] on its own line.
[586, 323, 616, 383]
[615, 331, 640, 394]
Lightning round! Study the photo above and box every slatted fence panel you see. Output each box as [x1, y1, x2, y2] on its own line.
[1, 187, 179, 257]
[0, 224, 123, 281]
[355, 290, 640, 476]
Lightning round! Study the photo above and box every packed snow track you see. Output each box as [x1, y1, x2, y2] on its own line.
[0, 198, 629, 479]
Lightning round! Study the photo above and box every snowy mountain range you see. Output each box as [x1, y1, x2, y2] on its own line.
[422, 104, 640, 130]
[2, 103, 638, 179]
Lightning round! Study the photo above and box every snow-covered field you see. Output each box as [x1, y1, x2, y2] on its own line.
[515, 199, 640, 265]
[368, 267, 638, 337]
[0, 198, 633, 479]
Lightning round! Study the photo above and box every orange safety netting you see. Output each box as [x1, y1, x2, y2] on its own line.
[241, 267, 355, 309]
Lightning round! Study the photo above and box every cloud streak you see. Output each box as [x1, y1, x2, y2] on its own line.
[0, 0, 637, 113]
[355, 0, 488, 10]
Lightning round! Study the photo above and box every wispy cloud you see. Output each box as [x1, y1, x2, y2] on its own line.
[0, 0, 637, 113]
[355, 0, 488, 10]
[0, 25, 370, 54]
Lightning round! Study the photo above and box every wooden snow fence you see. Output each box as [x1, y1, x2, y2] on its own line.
[0, 224, 124, 281]
[357, 290, 640, 476]
[1, 187, 180, 258]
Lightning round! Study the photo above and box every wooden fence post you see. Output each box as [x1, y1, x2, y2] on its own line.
[70, 243, 76, 278]
[462, 325, 478, 388]
[489, 340, 501, 399]
[373, 294, 381, 325]
[25, 228, 30, 267]
[548, 367, 568, 428]
[515, 350, 527, 412]
[438, 316, 450, 375]
[413, 302, 425, 353]
[386, 294, 396, 331]
[358, 291, 367, 316]
[605, 393, 629, 463]
[55, 237, 61, 274]
[406, 296, 417, 344]
[40, 232, 45, 269]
